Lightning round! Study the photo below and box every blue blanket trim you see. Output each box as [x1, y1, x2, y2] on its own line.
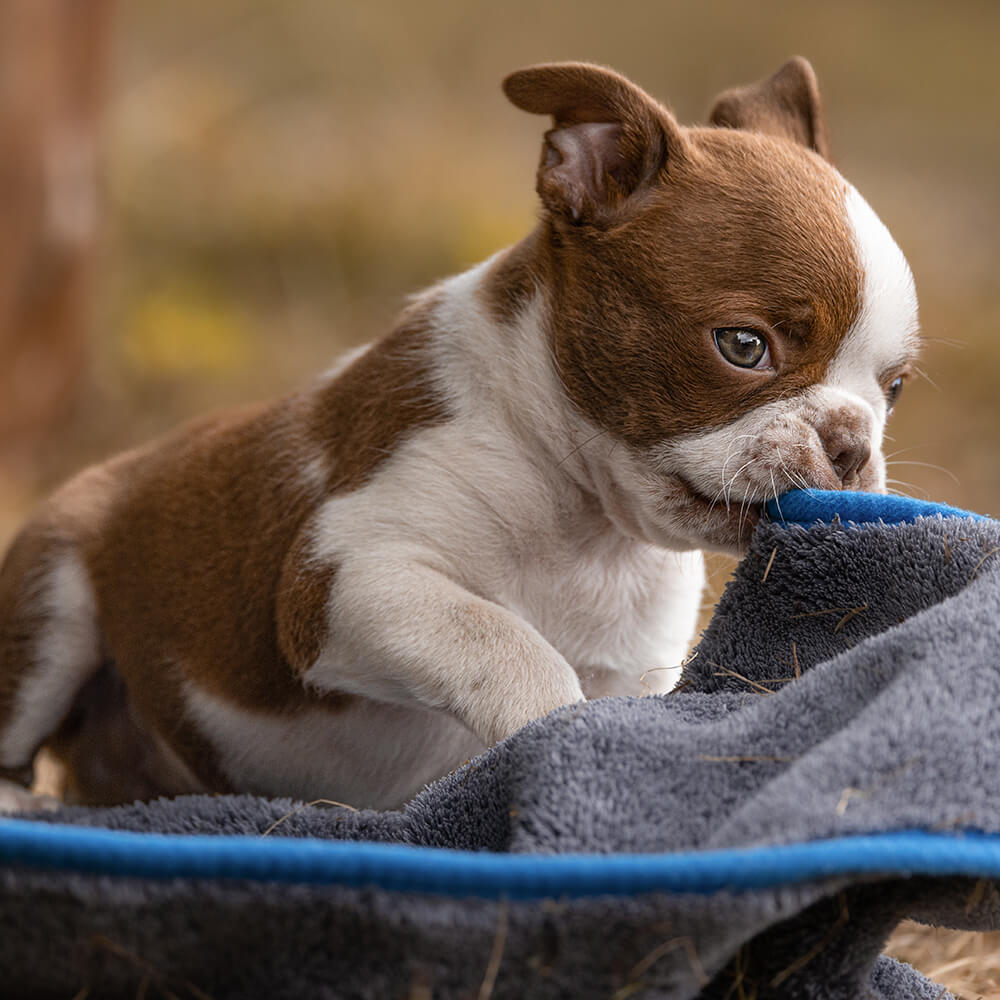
[766, 489, 987, 527]
[2, 818, 1000, 899]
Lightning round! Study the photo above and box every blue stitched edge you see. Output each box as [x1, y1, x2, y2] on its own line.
[2, 818, 1000, 899]
[765, 489, 987, 527]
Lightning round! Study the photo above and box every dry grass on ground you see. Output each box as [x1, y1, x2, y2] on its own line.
[887, 923, 1000, 999]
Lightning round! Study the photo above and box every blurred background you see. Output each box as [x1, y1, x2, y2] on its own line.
[1, 0, 998, 991]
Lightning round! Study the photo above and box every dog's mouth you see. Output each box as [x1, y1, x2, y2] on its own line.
[667, 474, 765, 553]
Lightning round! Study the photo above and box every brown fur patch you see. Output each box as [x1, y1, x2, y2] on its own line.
[307, 299, 449, 492]
[276, 542, 340, 674]
[709, 57, 831, 160]
[538, 128, 861, 448]
[480, 229, 551, 329]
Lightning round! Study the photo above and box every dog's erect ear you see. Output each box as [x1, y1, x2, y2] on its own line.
[503, 62, 688, 226]
[708, 57, 830, 160]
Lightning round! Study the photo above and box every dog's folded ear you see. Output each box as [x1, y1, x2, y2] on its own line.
[708, 57, 830, 160]
[503, 62, 688, 226]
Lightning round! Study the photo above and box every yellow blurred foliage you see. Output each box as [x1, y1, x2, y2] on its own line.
[452, 205, 533, 270]
[122, 285, 254, 377]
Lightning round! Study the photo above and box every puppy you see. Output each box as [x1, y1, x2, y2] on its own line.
[0, 58, 918, 811]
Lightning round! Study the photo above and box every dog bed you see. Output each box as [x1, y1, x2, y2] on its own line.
[2, 489, 1000, 998]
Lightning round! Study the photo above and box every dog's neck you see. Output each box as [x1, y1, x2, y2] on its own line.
[417, 235, 656, 545]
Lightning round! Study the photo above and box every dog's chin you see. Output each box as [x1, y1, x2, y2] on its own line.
[653, 476, 764, 556]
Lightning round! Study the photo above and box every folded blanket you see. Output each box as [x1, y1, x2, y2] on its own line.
[2, 489, 999, 999]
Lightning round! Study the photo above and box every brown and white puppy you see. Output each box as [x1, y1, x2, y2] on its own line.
[0, 58, 918, 811]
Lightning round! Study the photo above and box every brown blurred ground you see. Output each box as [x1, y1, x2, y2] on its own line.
[2, 0, 1000, 993]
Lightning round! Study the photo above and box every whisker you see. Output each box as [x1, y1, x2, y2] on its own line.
[886, 459, 959, 485]
[770, 471, 785, 521]
[883, 445, 923, 460]
[716, 436, 760, 508]
[555, 429, 607, 468]
[885, 478, 930, 500]
[921, 336, 965, 349]
[737, 468, 760, 537]
[712, 458, 756, 516]
[911, 365, 941, 392]
[708, 456, 746, 514]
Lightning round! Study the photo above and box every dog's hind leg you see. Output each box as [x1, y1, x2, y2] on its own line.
[0, 515, 103, 812]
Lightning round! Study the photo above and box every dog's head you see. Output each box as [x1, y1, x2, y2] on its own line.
[504, 59, 918, 553]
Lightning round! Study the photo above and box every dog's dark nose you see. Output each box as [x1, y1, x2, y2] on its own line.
[822, 426, 871, 487]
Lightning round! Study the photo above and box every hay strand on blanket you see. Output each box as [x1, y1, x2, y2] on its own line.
[788, 604, 869, 632]
[625, 935, 708, 987]
[770, 892, 849, 988]
[88, 935, 215, 1000]
[761, 546, 777, 582]
[260, 798, 358, 837]
[964, 879, 988, 914]
[971, 546, 1000, 579]
[709, 661, 778, 696]
[478, 898, 509, 1000]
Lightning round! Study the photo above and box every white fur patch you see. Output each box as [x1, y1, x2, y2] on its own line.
[0, 552, 101, 767]
[829, 186, 919, 412]
[298, 271, 704, 732]
[182, 681, 483, 809]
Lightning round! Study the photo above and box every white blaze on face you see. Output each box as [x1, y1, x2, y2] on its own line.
[828, 186, 920, 426]
[817, 185, 920, 488]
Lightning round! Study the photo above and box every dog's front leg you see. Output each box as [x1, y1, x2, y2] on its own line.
[289, 559, 586, 747]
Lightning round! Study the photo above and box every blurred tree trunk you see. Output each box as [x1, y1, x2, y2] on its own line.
[0, 0, 114, 485]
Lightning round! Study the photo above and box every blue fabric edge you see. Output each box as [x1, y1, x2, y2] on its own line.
[765, 489, 988, 528]
[2, 818, 1000, 899]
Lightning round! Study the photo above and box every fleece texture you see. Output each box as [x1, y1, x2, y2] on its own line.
[1, 490, 999, 998]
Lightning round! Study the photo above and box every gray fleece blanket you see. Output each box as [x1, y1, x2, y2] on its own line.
[2, 489, 1000, 999]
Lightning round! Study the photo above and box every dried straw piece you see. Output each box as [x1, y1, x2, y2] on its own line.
[761, 547, 778, 582]
[260, 798, 358, 837]
[478, 898, 509, 1000]
[709, 661, 776, 696]
[788, 604, 869, 632]
[971, 546, 1000, 579]
[616, 934, 708, 993]
[770, 892, 849, 988]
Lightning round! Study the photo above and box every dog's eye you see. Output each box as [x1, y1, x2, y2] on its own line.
[886, 376, 904, 411]
[714, 328, 768, 369]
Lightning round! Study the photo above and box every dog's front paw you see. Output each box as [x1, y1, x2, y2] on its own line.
[470, 668, 585, 747]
